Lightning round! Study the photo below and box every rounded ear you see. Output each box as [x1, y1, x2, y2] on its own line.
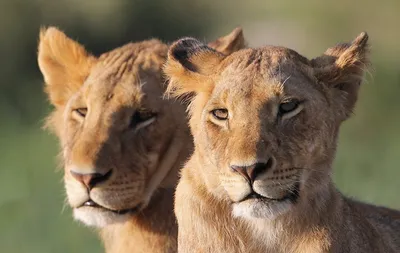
[207, 27, 246, 55]
[164, 38, 226, 98]
[37, 27, 95, 107]
[312, 32, 370, 120]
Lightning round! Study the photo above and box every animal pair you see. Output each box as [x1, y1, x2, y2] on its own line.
[39, 27, 400, 253]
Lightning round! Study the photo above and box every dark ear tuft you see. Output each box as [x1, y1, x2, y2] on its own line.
[170, 37, 221, 73]
[164, 38, 226, 98]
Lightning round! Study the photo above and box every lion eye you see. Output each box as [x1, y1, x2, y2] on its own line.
[130, 110, 156, 128]
[279, 101, 299, 115]
[74, 108, 87, 117]
[211, 109, 229, 120]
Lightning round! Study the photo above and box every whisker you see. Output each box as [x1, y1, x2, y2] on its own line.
[61, 196, 69, 215]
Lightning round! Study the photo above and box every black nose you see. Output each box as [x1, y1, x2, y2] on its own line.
[230, 159, 273, 182]
[70, 169, 112, 189]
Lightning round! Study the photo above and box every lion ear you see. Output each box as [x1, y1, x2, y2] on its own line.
[312, 32, 370, 120]
[38, 27, 95, 107]
[207, 27, 246, 55]
[164, 38, 226, 98]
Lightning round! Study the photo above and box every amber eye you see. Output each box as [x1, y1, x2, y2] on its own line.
[130, 110, 156, 128]
[74, 108, 88, 117]
[211, 109, 229, 120]
[278, 101, 299, 115]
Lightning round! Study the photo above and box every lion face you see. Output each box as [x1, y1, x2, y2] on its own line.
[165, 33, 369, 220]
[191, 56, 331, 219]
[38, 27, 245, 227]
[62, 49, 181, 227]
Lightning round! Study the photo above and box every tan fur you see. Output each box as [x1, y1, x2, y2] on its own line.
[37, 27, 245, 253]
[165, 33, 400, 253]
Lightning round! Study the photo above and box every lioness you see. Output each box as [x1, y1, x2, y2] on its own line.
[165, 33, 400, 252]
[37, 27, 245, 253]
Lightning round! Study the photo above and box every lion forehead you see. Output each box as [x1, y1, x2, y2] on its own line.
[75, 41, 169, 110]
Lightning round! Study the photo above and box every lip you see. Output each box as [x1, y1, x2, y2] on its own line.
[79, 200, 141, 215]
[241, 183, 300, 203]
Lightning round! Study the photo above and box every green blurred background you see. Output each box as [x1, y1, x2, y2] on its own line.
[0, 0, 399, 252]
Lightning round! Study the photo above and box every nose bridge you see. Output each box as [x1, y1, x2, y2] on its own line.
[70, 134, 100, 169]
[254, 101, 275, 159]
[232, 107, 272, 163]
[70, 124, 109, 173]
[232, 116, 261, 161]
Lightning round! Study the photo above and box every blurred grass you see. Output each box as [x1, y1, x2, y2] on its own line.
[0, 0, 399, 252]
[0, 119, 100, 252]
[334, 62, 400, 208]
[0, 124, 101, 252]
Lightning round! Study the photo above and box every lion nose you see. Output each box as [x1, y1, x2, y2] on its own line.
[70, 169, 112, 189]
[231, 159, 273, 182]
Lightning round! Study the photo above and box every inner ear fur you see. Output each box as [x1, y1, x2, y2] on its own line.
[38, 26, 95, 107]
[312, 32, 370, 120]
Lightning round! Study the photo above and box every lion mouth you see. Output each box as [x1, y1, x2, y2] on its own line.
[242, 183, 300, 203]
[79, 200, 141, 215]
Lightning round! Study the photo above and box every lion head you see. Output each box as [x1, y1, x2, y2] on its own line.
[38, 27, 245, 227]
[165, 33, 369, 220]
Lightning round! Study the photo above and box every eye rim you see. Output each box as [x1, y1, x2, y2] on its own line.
[129, 109, 157, 129]
[211, 108, 229, 121]
[278, 99, 301, 116]
[73, 108, 88, 117]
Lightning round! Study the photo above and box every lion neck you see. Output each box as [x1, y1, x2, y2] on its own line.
[100, 126, 192, 253]
[100, 188, 177, 253]
[185, 152, 350, 253]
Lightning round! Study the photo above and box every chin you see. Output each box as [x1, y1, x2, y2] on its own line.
[232, 198, 294, 220]
[73, 207, 131, 227]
